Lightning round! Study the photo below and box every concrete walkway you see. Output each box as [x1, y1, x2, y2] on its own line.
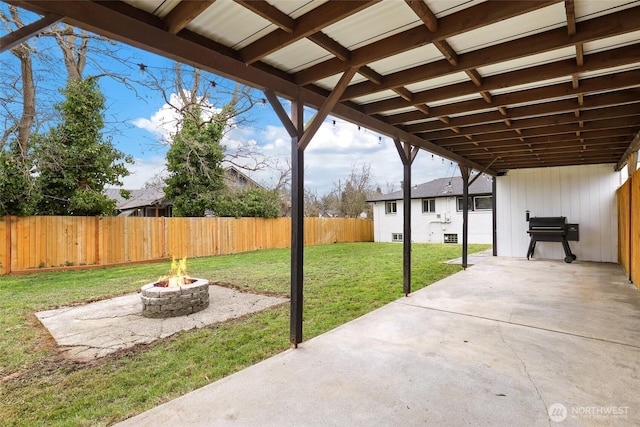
[116, 257, 640, 426]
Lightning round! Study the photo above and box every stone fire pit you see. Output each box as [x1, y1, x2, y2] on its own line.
[141, 278, 210, 318]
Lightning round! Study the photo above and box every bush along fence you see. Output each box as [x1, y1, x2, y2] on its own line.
[0, 216, 373, 275]
[617, 166, 640, 290]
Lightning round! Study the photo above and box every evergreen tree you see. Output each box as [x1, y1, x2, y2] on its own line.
[0, 141, 35, 216]
[164, 110, 226, 217]
[34, 78, 132, 215]
[213, 188, 281, 218]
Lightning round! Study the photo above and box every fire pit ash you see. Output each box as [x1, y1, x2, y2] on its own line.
[141, 258, 210, 318]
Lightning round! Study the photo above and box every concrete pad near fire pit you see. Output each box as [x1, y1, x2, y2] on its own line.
[36, 285, 288, 362]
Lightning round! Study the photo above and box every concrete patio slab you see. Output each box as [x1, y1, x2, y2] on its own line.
[444, 249, 494, 265]
[116, 257, 640, 426]
[36, 285, 287, 361]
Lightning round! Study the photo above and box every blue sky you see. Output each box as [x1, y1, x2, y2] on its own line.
[1, 7, 457, 195]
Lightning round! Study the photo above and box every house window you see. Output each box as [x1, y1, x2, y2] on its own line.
[392, 233, 403, 242]
[444, 233, 458, 244]
[457, 197, 474, 212]
[457, 196, 493, 211]
[474, 195, 493, 210]
[385, 201, 397, 214]
[422, 198, 436, 213]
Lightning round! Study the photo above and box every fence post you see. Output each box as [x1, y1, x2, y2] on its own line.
[3, 216, 11, 274]
[95, 216, 100, 266]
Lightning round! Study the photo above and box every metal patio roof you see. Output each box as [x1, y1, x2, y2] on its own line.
[4, 0, 640, 175]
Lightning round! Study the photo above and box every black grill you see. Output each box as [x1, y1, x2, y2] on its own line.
[526, 216, 579, 263]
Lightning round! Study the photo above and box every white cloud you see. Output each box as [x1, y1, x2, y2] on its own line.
[131, 92, 222, 144]
[120, 156, 167, 189]
[131, 94, 183, 143]
[251, 117, 456, 194]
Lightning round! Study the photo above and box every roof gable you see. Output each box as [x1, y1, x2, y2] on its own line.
[368, 176, 492, 202]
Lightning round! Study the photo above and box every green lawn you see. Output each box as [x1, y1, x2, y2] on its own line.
[0, 242, 489, 426]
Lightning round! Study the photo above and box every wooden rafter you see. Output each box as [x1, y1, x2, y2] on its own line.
[240, 1, 378, 64]
[343, 11, 640, 102]
[365, 46, 640, 116]
[393, 74, 640, 129]
[234, 0, 295, 33]
[420, 103, 640, 140]
[164, 0, 215, 35]
[296, 0, 558, 84]
[0, 13, 61, 53]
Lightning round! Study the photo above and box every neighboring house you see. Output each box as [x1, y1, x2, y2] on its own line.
[368, 176, 493, 244]
[104, 188, 171, 217]
[318, 209, 340, 218]
[105, 166, 264, 217]
[223, 166, 265, 191]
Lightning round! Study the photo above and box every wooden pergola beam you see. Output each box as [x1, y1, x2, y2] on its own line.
[342, 9, 640, 102]
[359, 41, 640, 113]
[0, 13, 60, 53]
[234, 0, 296, 33]
[616, 131, 640, 171]
[164, 0, 215, 34]
[298, 67, 358, 150]
[240, 1, 377, 64]
[296, 0, 558, 84]
[432, 116, 640, 146]
[419, 103, 640, 141]
[388, 66, 640, 128]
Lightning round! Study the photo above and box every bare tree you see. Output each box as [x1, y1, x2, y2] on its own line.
[143, 62, 269, 175]
[269, 158, 292, 216]
[333, 162, 374, 218]
[1, 6, 147, 154]
[1, 6, 36, 157]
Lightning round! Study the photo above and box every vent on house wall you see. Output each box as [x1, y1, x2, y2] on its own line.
[444, 234, 458, 244]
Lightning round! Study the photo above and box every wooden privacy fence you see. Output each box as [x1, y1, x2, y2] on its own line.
[0, 216, 373, 275]
[617, 167, 640, 290]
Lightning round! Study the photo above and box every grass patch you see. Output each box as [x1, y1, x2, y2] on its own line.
[0, 242, 489, 426]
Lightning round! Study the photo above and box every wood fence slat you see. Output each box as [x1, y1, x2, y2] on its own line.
[631, 171, 639, 289]
[0, 216, 8, 274]
[0, 216, 373, 274]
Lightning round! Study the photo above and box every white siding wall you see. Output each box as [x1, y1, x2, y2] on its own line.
[496, 164, 621, 262]
[372, 197, 493, 244]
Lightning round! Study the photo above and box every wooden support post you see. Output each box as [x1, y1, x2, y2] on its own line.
[290, 95, 304, 347]
[492, 176, 497, 256]
[629, 173, 633, 283]
[394, 138, 419, 296]
[403, 148, 411, 296]
[264, 68, 357, 346]
[459, 165, 471, 269]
